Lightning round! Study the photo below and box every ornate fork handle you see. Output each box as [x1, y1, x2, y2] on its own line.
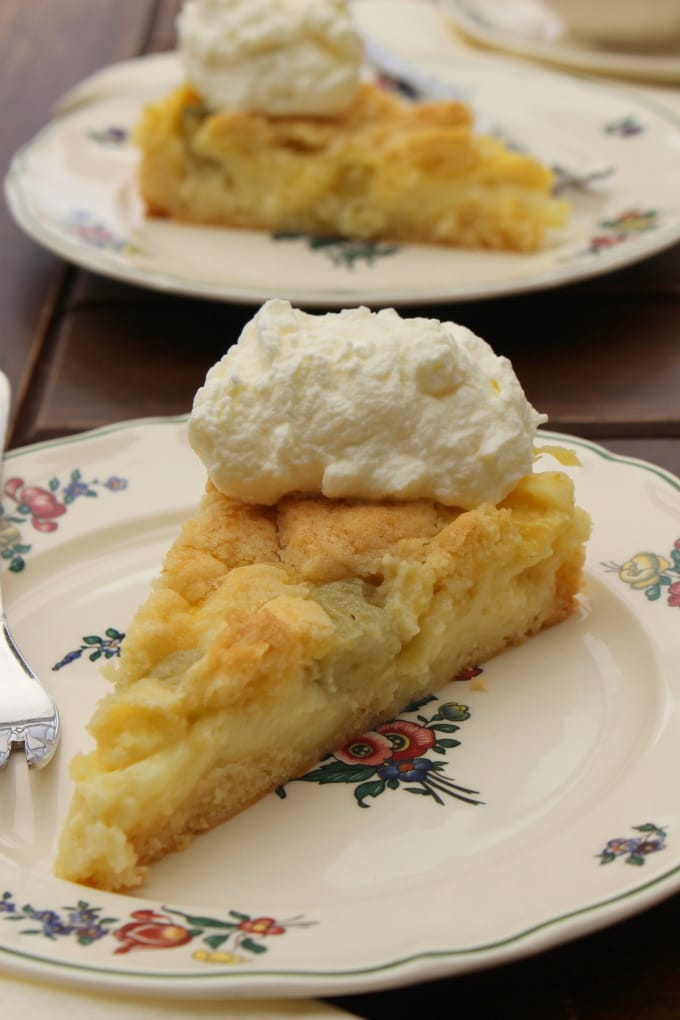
[0, 612, 60, 767]
[0, 369, 60, 768]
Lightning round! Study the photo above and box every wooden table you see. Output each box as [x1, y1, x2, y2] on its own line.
[1, 2, 679, 1017]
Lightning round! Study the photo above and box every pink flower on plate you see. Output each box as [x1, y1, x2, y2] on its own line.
[376, 719, 437, 761]
[113, 910, 193, 954]
[4, 478, 66, 533]
[667, 581, 680, 608]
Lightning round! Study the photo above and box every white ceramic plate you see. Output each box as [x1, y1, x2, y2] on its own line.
[0, 418, 679, 998]
[5, 2, 680, 306]
[442, 0, 680, 83]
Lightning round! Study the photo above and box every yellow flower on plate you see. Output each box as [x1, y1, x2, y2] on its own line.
[0, 518, 20, 549]
[192, 948, 248, 965]
[619, 552, 671, 590]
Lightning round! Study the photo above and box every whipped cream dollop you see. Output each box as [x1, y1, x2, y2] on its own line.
[176, 0, 364, 115]
[188, 300, 547, 509]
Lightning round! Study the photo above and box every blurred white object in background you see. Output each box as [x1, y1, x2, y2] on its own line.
[541, 0, 680, 51]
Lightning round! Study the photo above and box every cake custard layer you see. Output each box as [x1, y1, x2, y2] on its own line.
[55, 470, 589, 891]
[134, 82, 568, 252]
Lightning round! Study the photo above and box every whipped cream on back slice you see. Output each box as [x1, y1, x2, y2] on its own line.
[176, 0, 364, 116]
[188, 300, 547, 509]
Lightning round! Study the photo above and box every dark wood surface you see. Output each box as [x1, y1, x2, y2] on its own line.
[1, 2, 679, 1017]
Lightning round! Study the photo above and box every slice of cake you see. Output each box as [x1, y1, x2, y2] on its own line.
[133, 0, 568, 252]
[134, 82, 568, 253]
[55, 301, 589, 892]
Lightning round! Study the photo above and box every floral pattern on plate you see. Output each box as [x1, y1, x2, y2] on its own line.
[604, 116, 645, 138]
[597, 824, 668, 867]
[64, 210, 136, 254]
[0, 892, 314, 964]
[273, 232, 401, 268]
[603, 537, 680, 608]
[86, 125, 129, 147]
[280, 691, 482, 808]
[583, 209, 660, 256]
[52, 628, 125, 671]
[0, 469, 127, 572]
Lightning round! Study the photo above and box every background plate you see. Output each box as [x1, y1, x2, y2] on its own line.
[0, 419, 678, 998]
[5, 0, 680, 306]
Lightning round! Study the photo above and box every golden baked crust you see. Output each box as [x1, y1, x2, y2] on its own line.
[134, 82, 568, 252]
[55, 470, 589, 891]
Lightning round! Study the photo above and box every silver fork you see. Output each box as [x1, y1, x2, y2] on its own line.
[0, 370, 60, 768]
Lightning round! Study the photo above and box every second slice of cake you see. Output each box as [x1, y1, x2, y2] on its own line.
[134, 0, 568, 253]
